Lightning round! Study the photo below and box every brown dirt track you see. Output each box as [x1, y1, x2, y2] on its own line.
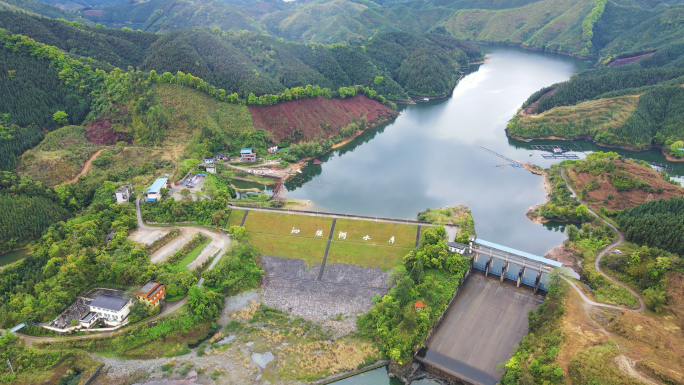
[248, 95, 397, 142]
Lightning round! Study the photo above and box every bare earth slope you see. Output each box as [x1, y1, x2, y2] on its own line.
[248, 95, 397, 142]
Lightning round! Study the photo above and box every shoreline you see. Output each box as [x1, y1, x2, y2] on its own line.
[507, 127, 684, 162]
[473, 41, 595, 61]
[522, 163, 552, 224]
[507, 131, 657, 153]
[298, 113, 400, 163]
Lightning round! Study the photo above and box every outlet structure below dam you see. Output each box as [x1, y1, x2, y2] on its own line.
[416, 239, 562, 385]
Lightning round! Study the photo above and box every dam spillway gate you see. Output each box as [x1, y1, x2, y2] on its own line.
[416, 238, 563, 385]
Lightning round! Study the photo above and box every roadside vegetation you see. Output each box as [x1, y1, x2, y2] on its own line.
[141, 193, 232, 228]
[357, 226, 471, 363]
[0, 332, 101, 385]
[566, 223, 639, 308]
[530, 163, 590, 223]
[417, 205, 475, 242]
[500, 273, 567, 385]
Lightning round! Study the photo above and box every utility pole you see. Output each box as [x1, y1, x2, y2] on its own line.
[6, 358, 14, 374]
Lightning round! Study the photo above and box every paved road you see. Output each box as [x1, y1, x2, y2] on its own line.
[560, 168, 645, 312]
[136, 198, 231, 283]
[228, 203, 433, 227]
[224, 163, 289, 180]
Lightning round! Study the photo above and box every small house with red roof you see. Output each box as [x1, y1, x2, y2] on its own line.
[415, 301, 425, 310]
[135, 281, 166, 307]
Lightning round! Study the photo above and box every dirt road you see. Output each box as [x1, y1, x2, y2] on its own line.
[66, 148, 104, 184]
[560, 168, 645, 312]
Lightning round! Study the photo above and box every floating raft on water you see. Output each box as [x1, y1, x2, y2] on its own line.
[541, 153, 580, 160]
[648, 162, 673, 173]
[531, 145, 572, 153]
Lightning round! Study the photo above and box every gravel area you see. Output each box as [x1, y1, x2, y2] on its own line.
[260, 255, 320, 280]
[260, 256, 391, 328]
[92, 348, 262, 385]
[321, 263, 391, 288]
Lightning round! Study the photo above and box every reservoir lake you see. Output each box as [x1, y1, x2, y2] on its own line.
[285, 46, 683, 384]
[287, 46, 596, 256]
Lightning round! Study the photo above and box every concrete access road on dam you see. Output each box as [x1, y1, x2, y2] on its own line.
[419, 272, 544, 385]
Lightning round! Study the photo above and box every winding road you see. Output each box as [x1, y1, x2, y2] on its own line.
[560, 168, 645, 312]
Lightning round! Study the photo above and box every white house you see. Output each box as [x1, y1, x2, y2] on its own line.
[78, 312, 98, 328]
[146, 177, 168, 201]
[114, 186, 132, 204]
[267, 146, 278, 154]
[446, 242, 467, 255]
[88, 294, 132, 326]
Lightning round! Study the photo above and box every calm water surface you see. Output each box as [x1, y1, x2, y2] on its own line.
[287, 46, 594, 256]
[0, 248, 29, 268]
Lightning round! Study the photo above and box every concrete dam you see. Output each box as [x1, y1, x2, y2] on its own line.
[416, 238, 563, 385]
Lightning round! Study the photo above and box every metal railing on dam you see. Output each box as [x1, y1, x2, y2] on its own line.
[469, 237, 563, 292]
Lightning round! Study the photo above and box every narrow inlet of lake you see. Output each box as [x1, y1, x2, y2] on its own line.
[287, 46, 594, 256]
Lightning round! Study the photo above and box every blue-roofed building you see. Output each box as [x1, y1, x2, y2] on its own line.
[146, 177, 168, 201]
[240, 148, 256, 162]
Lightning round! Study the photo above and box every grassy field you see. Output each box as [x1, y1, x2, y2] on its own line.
[327, 241, 411, 270]
[243, 211, 334, 238]
[333, 219, 417, 248]
[226, 209, 246, 228]
[238, 211, 419, 268]
[17, 125, 99, 186]
[248, 232, 327, 264]
[177, 237, 211, 269]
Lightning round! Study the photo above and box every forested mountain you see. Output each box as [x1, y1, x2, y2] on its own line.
[508, 2, 684, 154]
[0, 12, 481, 103]
[617, 196, 684, 256]
[0, 42, 91, 128]
[91, 0, 269, 34]
[0, 0, 90, 22]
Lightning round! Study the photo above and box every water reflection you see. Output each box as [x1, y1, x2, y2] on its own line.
[287, 46, 594, 255]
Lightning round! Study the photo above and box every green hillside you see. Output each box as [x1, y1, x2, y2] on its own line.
[0, 0, 91, 23]
[0, 40, 91, 128]
[92, 0, 268, 33]
[441, 0, 596, 56]
[511, 16, 684, 155]
[0, 11, 157, 68]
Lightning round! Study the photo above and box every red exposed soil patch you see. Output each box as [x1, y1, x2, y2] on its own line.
[519, 87, 557, 116]
[569, 160, 684, 212]
[84, 118, 131, 145]
[248, 95, 397, 142]
[608, 52, 655, 67]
